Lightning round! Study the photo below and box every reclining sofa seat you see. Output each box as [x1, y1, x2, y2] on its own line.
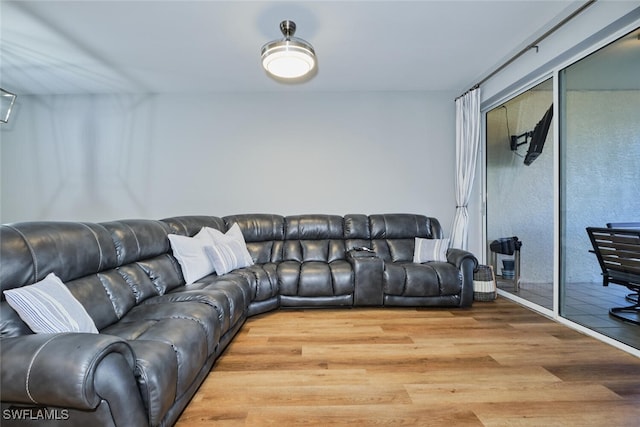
[369, 214, 473, 307]
[0, 213, 477, 427]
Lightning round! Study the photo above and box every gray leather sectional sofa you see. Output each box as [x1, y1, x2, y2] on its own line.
[0, 213, 477, 426]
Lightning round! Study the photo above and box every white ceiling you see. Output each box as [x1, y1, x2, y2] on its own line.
[1, 1, 591, 95]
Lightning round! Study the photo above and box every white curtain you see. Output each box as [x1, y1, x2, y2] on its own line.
[450, 87, 481, 250]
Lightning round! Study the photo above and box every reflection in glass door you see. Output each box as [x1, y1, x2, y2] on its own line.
[486, 78, 554, 309]
[559, 27, 640, 349]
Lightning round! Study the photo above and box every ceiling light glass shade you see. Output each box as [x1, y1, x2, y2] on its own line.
[261, 21, 316, 79]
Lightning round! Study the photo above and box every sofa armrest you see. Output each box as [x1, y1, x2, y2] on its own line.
[347, 249, 384, 306]
[446, 248, 477, 269]
[446, 248, 478, 307]
[0, 333, 136, 410]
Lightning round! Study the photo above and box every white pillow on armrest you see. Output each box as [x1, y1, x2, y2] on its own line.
[3, 272, 98, 334]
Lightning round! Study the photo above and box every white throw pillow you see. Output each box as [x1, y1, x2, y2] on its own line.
[3, 272, 98, 334]
[413, 237, 450, 263]
[168, 228, 216, 284]
[205, 223, 254, 275]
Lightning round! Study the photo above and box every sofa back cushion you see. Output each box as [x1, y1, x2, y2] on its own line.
[369, 214, 443, 262]
[224, 214, 285, 264]
[101, 220, 171, 265]
[0, 222, 118, 290]
[343, 214, 372, 250]
[161, 216, 226, 236]
[283, 215, 345, 262]
[65, 273, 123, 330]
[63, 257, 184, 332]
[136, 255, 184, 295]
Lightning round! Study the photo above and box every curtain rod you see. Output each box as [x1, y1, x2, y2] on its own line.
[456, 0, 597, 100]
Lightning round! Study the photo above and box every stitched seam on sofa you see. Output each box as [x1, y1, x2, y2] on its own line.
[6, 225, 39, 282]
[382, 215, 388, 239]
[136, 260, 158, 295]
[249, 268, 261, 299]
[117, 267, 142, 303]
[329, 263, 336, 295]
[121, 222, 142, 262]
[96, 273, 122, 319]
[269, 270, 277, 296]
[162, 253, 185, 294]
[435, 264, 443, 295]
[217, 288, 235, 316]
[170, 315, 209, 343]
[80, 222, 105, 272]
[401, 265, 408, 296]
[388, 241, 397, 263]
[25, 334, 60, 404]
[323, 240, 330, 262]
[134, 362, 153, 421]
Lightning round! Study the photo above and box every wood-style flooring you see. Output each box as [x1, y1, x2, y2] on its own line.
[176, 297, 640, 426]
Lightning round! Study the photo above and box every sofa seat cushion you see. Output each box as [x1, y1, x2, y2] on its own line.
[383, 261, 462, 297]
[178, 277, 251, 332]
[278, 260, 354, 297]
[108, 301, 220, 355]
[141, 283, 244, 339]
[143, 287, 230, 335]
[102, 302, 216, 399]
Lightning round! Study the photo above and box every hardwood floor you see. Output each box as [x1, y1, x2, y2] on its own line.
[176, 297, 640, 426]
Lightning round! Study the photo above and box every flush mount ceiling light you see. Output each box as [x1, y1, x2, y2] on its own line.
[261, 20, 316, 79]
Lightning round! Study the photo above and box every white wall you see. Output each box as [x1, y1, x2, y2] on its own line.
[1, 91, 459, 236]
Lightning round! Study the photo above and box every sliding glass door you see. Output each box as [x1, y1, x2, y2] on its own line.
[486, 78, 554, 309]
[559, 27, 640, 348]
[486, 26, 639, 351]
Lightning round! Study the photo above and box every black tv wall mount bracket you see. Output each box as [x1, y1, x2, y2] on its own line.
[510, 131, 533, 151]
